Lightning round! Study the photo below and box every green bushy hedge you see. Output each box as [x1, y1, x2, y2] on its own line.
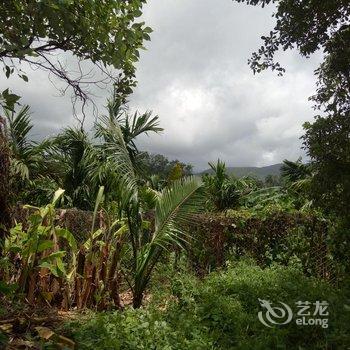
[64, 262, 350, 349]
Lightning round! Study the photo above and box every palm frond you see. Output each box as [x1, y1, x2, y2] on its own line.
[99, 116, 139, 208]
[154, 176, 203, 246]
[208, 159, 228, 183]
[241, 186, 285, 207]
[5, 105, 32, 155]
[123, 111, 163, 144]
[10, 159, 29, 180]
[140, 186, 161, 211]
[281, 158, 312, 183]
[5, 105, 53, 181]
[289, 177, 312, 191]
[134, 177, 203, 299]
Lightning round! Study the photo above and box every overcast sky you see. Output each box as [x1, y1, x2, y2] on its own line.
[1, 0, 322, 171]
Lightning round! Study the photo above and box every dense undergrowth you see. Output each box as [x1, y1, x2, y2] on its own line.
[61, 261, 350, 350]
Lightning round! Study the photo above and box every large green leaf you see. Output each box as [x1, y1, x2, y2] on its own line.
[56, 228, 77, 251]
[37, 240, 55, 253]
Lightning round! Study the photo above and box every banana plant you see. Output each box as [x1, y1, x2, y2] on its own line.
[5, 189, 77, 304]
[74, 186, 130, 309]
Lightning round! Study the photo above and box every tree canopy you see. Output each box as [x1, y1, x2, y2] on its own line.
[234, 0, 349, 78]
[0, 0, 152, 108]
[233, 0, 350, 224]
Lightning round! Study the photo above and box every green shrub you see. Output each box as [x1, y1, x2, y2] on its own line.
[64, 262, 349, 349]
[64, 308, 213, 350]
[170, 261, 350, 349]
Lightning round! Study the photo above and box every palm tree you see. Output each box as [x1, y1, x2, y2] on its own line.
[240, 159, 313, 211]
[39, 91, 163, 210]
[4, 105, 56, 207]
[102, 117, 203, 307]
[281, 158, 312, 184]
[147, 174, 166, 191]
[96, 90, 163, 166]
[203, 159, 242, 211]
[5, 105, 50, 182]
[87, 93, 163, 208]
[281, 158, 313, 209]
[50, 127, 94, 209]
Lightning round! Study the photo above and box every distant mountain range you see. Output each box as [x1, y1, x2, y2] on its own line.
[200, 163, 283, 180]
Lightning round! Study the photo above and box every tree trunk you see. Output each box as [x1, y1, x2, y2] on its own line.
[0, 117, 11, 257]
[132, 290, 143, 309]
[106, 239, 124, 309]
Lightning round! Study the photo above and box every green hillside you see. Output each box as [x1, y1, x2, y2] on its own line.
[201, 163, 283, 179]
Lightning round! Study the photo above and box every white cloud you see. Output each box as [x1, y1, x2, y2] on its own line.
[0, 0, 323, 171]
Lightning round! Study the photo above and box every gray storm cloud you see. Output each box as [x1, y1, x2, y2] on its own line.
[0, 0, 322, 171]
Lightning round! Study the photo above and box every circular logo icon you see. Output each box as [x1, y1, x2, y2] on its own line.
[258, 298, 293, 327]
